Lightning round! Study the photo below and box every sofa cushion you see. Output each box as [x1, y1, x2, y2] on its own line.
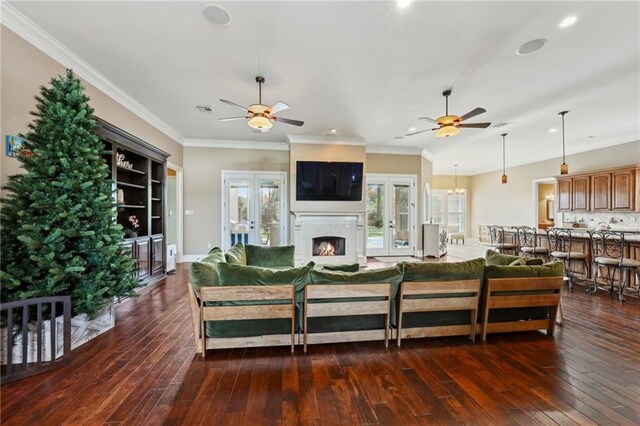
[245, 244, 295, 268]
[189, 247, 226, 297]
[403, 258, 486, 282]
[320, 263, 360, 272]
[485, 249, 543, 266]
[509, 258, 527, 266]
[225, 242, 247, 265]
[217, 262, 313, 298]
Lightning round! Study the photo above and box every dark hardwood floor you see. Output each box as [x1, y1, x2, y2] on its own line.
[2, 263, 639, 425]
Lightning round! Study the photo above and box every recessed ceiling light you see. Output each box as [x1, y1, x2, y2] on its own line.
[516, 38, 547, 56]
[559, 16, 577, 28]
[408, 127, 416, 132]
[397, 0, 412, 9]
[330, 128, 337, 134]
[548, 128, 558, 133]
[203, 4, 232, 27]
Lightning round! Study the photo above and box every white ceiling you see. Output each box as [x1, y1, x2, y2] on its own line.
[8, 1, 640, 174]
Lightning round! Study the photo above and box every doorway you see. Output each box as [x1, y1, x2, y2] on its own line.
[222, 171, 288, 250]
[166, 162, 183, 264]
[366, 174, 417, 256]
[534, 179, 556, 230]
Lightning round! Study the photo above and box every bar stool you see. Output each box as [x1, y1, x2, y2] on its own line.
[517, 226, 550, 262]
[588, 230, 640, 302]
[489, 225, 518, 255]
[547, 228, 588, 290]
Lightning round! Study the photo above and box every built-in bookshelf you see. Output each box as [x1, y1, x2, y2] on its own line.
[96, 118, 169, 286]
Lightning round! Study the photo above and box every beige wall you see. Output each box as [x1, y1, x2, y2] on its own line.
[1, 25, 183, 189]
[289, 143, 366, 213]
[470, 140, 640, 237]
[183, 147, 289, 254]
[432, 174, 473, 236]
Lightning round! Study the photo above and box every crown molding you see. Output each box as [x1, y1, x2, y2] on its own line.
[287, 135, 366, 146]
[183, 138, 290, 151]
[365, 145, 424, 155]
[421, 149, 434, 162]
[1, 2, 184, 145]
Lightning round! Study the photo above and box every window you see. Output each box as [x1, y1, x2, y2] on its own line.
[431, 190, 466, 233]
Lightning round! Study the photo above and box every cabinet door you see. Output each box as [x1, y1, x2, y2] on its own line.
[591, 173, 611, 211]
[151, 236, 164, 275]
[136, 238, 150, 280]
[572, 177, 590, 211]
[557, 179, 572, 211]
[612, 170, 635, 210]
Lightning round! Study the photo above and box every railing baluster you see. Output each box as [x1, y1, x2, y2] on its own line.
[22, 305, 29, 371]
[37, 303, 43, 366]
[50, 302, 56, 363]
[63, 299, 71, 361]
[7, 307, 14, 376]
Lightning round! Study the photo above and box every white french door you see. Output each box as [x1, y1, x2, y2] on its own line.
[222, 171, 287, 250]
[366, 174, 417, 256]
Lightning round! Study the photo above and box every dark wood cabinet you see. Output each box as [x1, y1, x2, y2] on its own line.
[97, 118, 169, 286]
[151, 235, 164, 275]
[612, 169, 635, 211]
[557, 179, 572, 211]
[591, 173, 611, 211]
[572, 176, 590, 211]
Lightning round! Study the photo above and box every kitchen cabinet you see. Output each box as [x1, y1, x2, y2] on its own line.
[557, 179, 572, 211]
[572, 176, 590, 211]
[612, 169, 635, 211]
[591, 173, 611, 211]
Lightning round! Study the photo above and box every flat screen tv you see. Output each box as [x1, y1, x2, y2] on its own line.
[296, 161, 363, 201]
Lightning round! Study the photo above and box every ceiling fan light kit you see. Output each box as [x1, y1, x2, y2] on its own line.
[559, 111, 569, 175]
[407, 89, 490, 138]
[219, 76, 304, 132]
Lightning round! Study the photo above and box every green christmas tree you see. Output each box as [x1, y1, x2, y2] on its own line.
[1, 69, 137, 317]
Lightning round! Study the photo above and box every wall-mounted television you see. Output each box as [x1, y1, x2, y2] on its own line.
[296, 161, 363, 201]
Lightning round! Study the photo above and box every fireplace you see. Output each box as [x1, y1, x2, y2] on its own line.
[312, 236, 346, 256]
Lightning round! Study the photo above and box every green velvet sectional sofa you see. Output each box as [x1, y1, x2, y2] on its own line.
[188, 243, 564, 353]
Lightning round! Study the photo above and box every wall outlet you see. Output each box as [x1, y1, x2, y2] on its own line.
[207, 243, 211, 248]
[185, 210, 194, 216]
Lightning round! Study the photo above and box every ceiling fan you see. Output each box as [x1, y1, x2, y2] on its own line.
[218, 76, 304, 132]
[406, 90, 490, 138]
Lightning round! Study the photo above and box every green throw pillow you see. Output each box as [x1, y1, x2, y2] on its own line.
[225, 242, 247, 265]
[403, 258, 486, 282]
[245, 244, 295, 268]
[217, 262, 314, 300]
[321, 263, 360, 272]
[189, 247, 227, 297]
[485, 249, 542, 266]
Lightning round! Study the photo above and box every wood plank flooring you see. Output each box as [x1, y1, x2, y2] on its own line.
[1, 262, 639, 425]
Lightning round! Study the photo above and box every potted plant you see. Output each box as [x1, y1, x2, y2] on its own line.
[127, 215, 140, 238]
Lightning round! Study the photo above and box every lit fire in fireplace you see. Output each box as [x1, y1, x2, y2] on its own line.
[316, 241, 336, 256]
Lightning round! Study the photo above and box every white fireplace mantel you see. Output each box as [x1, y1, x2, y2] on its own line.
[292, 211, 366, 266]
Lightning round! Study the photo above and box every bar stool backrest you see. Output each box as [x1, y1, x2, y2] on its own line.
[489, 225, 505, 245]
[588, 230, 624, 265]
[517, 226, 537, 249]
[547, 228, 573, 254]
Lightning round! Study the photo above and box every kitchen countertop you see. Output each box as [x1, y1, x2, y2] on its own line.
[503, 227, 640, 243]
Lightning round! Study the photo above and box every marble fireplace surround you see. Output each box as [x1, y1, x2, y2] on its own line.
[292, 212, 366, 266]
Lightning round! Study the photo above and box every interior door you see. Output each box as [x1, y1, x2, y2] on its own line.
[366, 175, 416, 256]
[223, 172, 287, 249]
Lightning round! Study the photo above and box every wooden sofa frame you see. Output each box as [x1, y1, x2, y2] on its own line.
[397, 280, 481, 346]
[189, 282, 296, 356]
[303, 283, 392, 352]
[481, 276, 563, 341]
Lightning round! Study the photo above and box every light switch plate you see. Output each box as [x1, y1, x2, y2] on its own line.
[185, 210, 194, 216]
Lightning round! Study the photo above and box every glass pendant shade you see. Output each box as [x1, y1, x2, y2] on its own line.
[436, 125, 460, 138]
[560, 162, 569, 175]
[248, 115, 273, 130]
[501, 174, 508, 184]
[559, 111, 569, 175]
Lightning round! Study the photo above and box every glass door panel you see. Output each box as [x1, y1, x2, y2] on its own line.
[257, 177, 281, 247]
[228, 179, 252, 246]
[391, 184, 410, 250]
[367, 182, 386, 253]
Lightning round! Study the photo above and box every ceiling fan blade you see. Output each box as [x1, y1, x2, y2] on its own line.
[273, 116, 304, 126]
[418, 116, 438, 124]
[218, 116, 248, 122]
[458, 122, 491, 129]
[219, 99, 249, 113]
[459, 107, 486, 122]
[269, 101, 289, 116]
[406, 128, 438, 136]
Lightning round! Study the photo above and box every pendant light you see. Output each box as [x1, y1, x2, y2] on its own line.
[501, 133, 508, 184]
[559, 111, 569, 174]
[447, 164, 465, 194]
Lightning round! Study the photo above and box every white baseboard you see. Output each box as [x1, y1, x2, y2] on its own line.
[415, 250, 423, 258]
[182, 254, 208, 262]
